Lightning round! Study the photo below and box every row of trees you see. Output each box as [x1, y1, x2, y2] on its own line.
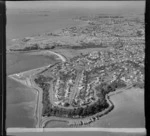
[71, 42, 106, 50]
[95, 82, 117, 97]
[35, 72, 128, 119]
[43, 98, 108, 118]
[35, 76, 109, 118]
[34, 75, 53, 84]
[10, 41, 108, 52]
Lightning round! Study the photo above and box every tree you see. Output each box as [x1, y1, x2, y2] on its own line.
[31, 44, 39, 50]
[82, 105, 89, 116]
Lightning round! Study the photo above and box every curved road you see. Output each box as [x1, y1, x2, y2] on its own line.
[31, 50, 67, 127]
[8, 50, 67, 128]
[40, 93, 114, 128]
[40, 87, 132, 128]
[47, 50, 66, 62]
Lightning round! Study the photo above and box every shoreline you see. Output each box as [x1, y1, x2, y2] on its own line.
[8, 64, 141, 128]
[41, 87, 137, 128]
[41, 93, 114, 128]
[8, 63, 116, 128]
[30, 78, 42, 128]
[8, 49, 144, 128]
[7, 50, 67, 62]
[7, 50, 66, 128]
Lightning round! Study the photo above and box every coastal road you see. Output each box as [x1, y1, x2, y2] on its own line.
[8, 50, 67, 128]
[29, 76, 43, 128]
[47, 50, 66, 62]
[40, 87, 134, 128]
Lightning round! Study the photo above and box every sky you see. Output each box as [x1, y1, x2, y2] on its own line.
[6, 1, 145, 10]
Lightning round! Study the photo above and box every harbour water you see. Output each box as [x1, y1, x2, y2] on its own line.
[6, 77, 36, 128]
[6, 6, 83, 127]
[6, 52, 56, 128]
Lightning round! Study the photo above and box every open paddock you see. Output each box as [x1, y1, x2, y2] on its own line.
[52, 48, 109, 60]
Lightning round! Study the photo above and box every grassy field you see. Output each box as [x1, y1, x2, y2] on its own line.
[53, 48, 108, 60]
